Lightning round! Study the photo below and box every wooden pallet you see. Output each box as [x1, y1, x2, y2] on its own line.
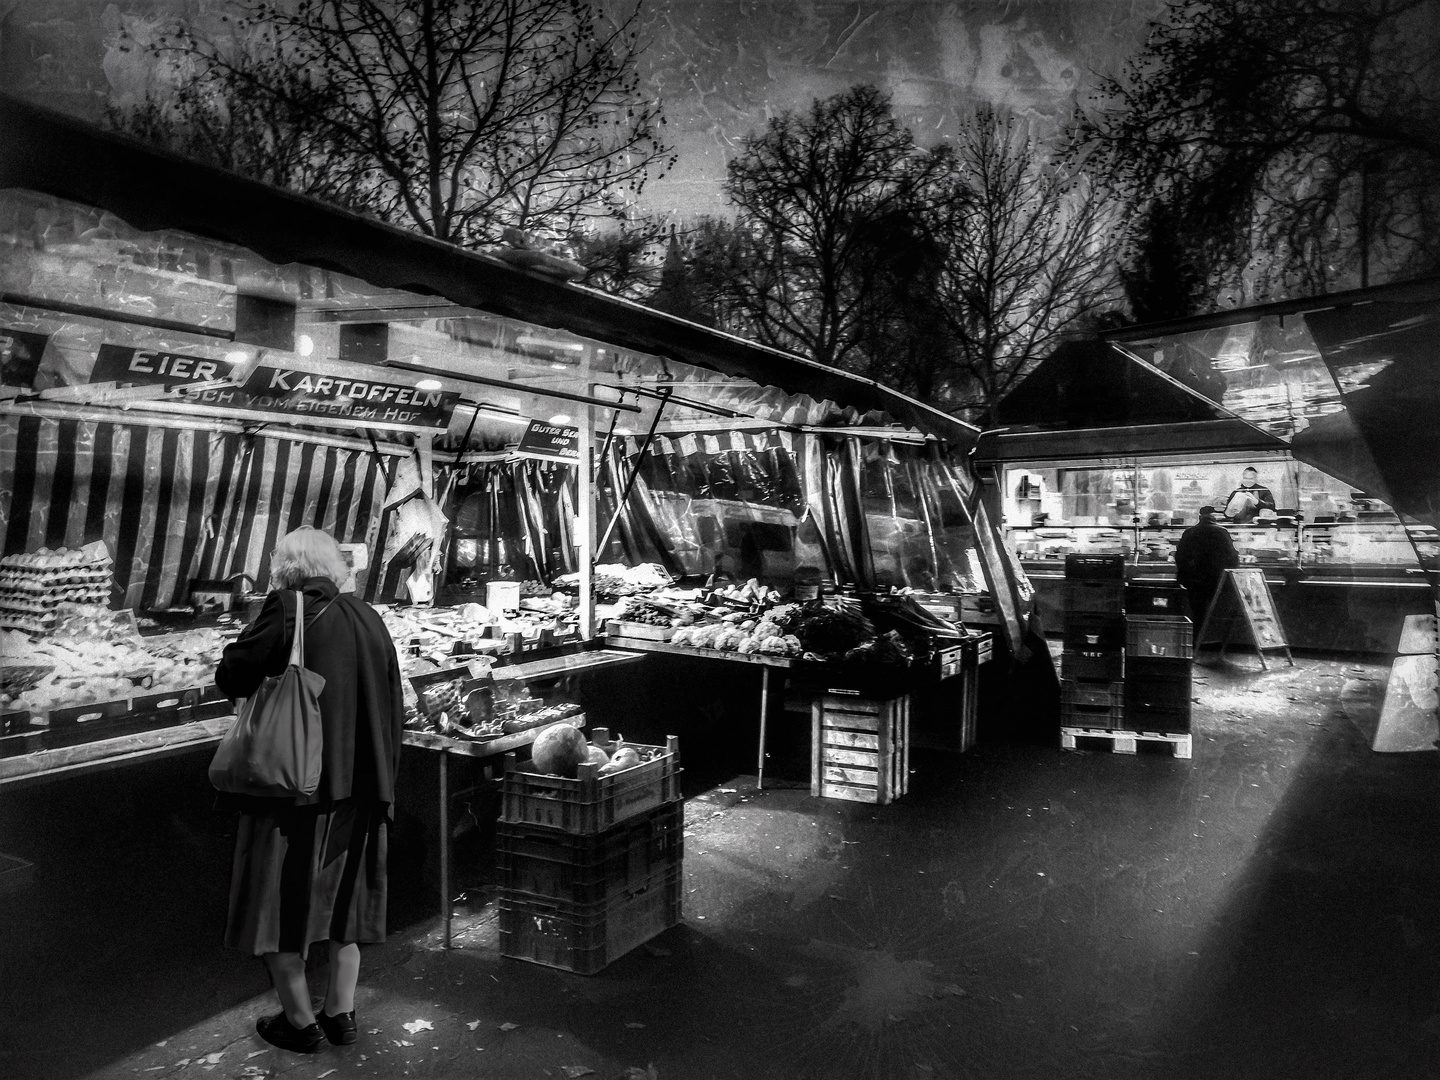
[1060, 726, 1192, 759]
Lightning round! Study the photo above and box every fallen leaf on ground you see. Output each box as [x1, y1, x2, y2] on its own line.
[246, 1049, 269, 1059]
[318, 1070, 338, 1078]
[393, 1039, 413, 1047]
[403, 1019, 434, 1035]
[237, 1069, 267, 1079]
[500, 1022, 520, 1032]
[937, 984, 967, 997]
[561, 1067, 596, 1078]
[467, 1020, 481, 1030]
[199, 1052, 225, 1065]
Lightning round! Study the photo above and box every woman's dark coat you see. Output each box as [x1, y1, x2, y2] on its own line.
[216, 577, 405, 811]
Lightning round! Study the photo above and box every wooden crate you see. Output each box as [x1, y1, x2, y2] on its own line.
[810, 692, 910, 805]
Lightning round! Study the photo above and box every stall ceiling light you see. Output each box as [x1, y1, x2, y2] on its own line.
[549, 413, 573, 425]
[516, 336, 584, 351]
[296, 334, 315, 357]
[415, 378, 444, 391]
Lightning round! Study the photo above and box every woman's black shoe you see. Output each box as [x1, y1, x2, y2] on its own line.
[318, 1009, 358, 1046]
[256, 1012, 325, 1053]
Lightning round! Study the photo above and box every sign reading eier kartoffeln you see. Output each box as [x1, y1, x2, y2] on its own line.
[90, 344, 460, 430]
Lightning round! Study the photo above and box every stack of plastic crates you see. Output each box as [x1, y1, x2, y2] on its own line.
[496, 730, 682, 974]
[1124, 586, 1194, 735]
[1061, 554, 1127, 728]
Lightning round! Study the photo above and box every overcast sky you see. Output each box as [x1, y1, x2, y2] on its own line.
[0, 0, 1163, 218]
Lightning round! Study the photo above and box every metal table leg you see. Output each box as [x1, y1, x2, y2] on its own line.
[757, 666, 772, 790]
[439, 748, 451, 949]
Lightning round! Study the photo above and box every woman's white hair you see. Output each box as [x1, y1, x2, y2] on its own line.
[270, 527, 350, 589]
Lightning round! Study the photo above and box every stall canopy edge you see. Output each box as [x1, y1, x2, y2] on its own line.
[0, 93, 977, 451]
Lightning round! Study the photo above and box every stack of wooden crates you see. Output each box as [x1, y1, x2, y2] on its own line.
[1060, 554, 1194, 757]
[811, 692, 910, 804]
[496, 732, 683, 974]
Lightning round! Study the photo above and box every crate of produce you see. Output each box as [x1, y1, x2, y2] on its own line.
[811, 692, 910, 804]
[1125, 586, 1187, 618]
[1126, 616, 1194, 659]
[1061, 678, 1125, 709]
[496, 802, 683, 907]
[1064, 553, 1126, 580]
[502, 735, 681, 834]
[1061, 700, 1126, 728]
[498, 863, 682, 975]
[1062, 647, 1124, 681]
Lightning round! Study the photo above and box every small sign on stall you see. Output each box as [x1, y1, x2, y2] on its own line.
[1196, 568, 1294, 669]
[516, 420, 580, 462]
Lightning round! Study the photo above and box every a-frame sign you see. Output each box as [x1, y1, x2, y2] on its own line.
[1195, 568, 1294, 669]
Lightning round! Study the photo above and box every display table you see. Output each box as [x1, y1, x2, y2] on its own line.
[604, 636, 794, 788]
[605, 633, 992, 789]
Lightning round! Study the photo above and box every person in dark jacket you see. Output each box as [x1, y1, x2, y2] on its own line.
[1174, 505, 1239, 627]
[215, 527, 405, 1054]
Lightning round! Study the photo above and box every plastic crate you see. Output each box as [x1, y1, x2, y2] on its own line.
[1125, 586, 1188, 617]
[1061, 700, 1125, 728]
[1063, 615, 1125, 651]
[1127, 655, 1191, 683]
[1062, 647, 1125, 681]
[1064, 580, 1125, 615]
[496, 802, 683, 906]
[1126, 617, 1194, 659]
[498, 864, 682, 974]
[502, 735, 681, 834]
[1065, 553, 1126, 580]
[1061, 678, 1125, 709]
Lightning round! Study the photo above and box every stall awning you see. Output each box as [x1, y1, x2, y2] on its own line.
[0, 94, 977, 450]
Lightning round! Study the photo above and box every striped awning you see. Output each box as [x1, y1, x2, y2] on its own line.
[0, 415, 395, 610]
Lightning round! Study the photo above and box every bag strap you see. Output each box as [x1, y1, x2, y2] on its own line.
[286, 590, 337, 668]
[289, 590, 305, 667]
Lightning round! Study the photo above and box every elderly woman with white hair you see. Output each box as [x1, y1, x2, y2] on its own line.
[215, 526, 405, 1055]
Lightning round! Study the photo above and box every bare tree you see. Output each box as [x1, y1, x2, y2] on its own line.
[933, 108, 1119, 422]
[1079, 0, 1440, 307]
[110, 0, 672, 246]
[721, 85, 951, 370]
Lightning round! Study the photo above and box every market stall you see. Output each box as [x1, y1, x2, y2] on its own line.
[0, 95, 1031, 822]
[980, 318, 1440, 654]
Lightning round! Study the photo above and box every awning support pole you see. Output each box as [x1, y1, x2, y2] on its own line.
[596, 391, 670, 559]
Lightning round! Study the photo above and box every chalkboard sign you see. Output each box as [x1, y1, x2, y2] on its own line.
[1196, 568, 1294, 669]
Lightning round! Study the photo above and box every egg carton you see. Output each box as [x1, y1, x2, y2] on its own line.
[1, 554, 113, 572]
[0, 568, 111, 588]
[0, 589, 110, 612]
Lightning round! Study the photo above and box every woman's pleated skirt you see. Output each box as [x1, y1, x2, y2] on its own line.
[224, 799, 387, 957]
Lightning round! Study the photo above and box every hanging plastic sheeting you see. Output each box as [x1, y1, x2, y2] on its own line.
[0, 414, 395, 609]
[598, 438, 685, 575]
[435, 459, 579, 585]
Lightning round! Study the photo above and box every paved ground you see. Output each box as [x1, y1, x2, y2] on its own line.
[4, 650, 1440, 1080]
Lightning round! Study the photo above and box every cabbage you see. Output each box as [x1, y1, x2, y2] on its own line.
[531, 724, 590, 778]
